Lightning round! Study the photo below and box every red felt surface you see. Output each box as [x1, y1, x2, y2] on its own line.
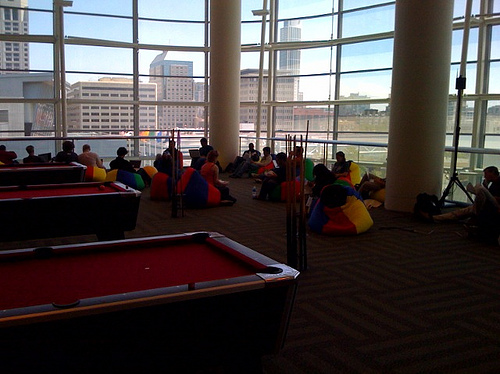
[0, 238, 263, 311]
[0, 183, 123, 200]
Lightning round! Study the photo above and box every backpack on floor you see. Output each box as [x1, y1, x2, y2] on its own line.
[414, 193, 441, 221]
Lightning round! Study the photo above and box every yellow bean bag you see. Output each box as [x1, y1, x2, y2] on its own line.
[84, 166, 107, 182]
[309, 184, 373, 236]
[336, 161, 361, 187]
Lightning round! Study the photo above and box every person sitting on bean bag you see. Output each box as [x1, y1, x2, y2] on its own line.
[309, 184, 373, 236]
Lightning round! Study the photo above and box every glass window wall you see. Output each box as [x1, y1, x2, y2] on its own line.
[0, 0, 498, 190]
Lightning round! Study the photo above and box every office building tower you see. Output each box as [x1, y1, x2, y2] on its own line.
[67, 78, 157, 133]
[0, 0, 29, 74]
[240, 69, 295, 131]
[149, 51, 196, 129]
[279, 20, 302, 103]
[279, 20, 301, 75]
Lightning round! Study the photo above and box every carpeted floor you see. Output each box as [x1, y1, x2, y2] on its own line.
[4, 175, 500, 373]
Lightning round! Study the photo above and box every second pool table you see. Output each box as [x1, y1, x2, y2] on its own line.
[0, 181, 141, 241]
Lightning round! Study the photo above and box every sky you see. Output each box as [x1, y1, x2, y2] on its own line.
[21, 0, 500, 102]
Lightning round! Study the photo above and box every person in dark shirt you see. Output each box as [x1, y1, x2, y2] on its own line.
[109, 147, 136, 174]
[310, 163, 336, 197]
[53, 141, 79, 163]
[257, 152, 287, 200]
[0, 144, 18, 164]
[23, 145, 44, 164]
[191, 137, 213, 168]
[331, 151, 350, 178]
[199, 137, 214, 157]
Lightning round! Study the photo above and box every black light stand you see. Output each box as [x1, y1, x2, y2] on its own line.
[439, 75, 474, 207]
[439, 0, 474, 207]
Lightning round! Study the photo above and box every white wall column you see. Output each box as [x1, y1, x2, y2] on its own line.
[385, 0, 454, 212]
[209, 0, 241, 168]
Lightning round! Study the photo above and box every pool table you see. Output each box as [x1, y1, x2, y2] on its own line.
[0, 232, 299, 372]
[0, 181, 141, 241]
[0, 162, 86, 186]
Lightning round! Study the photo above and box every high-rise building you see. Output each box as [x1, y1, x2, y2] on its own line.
[149, 51, 196, 129]
[278, 20, 302, 103]
[0, 0, 29, 74]
[279, 20, 301, 75]
[240, 69, 296, 131]
[67, 78, 157, 133]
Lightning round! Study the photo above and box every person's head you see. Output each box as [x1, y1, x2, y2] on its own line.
[207, 150, 219, 163]
[275, 152, 287, 167]
[295, 146, 303, 157]
[82, 144, 91, 152]
[169, 140, 176, 149]
[313, 163, 331, 178]
[0, 145, 6, 151]
[248, 143, 255, 151]
[26, 145, 35, 155]
[62, 140, 75, 153]
[200, 137, 208, 146]
[162, 149, 171, 159]
[321, 184, 348, 209]
[263, 146, 271, 156]
[335, 151, 346, 163]
[483, 166, 499, 182]
[117, 147, 128, 157]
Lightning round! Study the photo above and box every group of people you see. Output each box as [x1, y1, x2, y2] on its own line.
[0, 141, 106, 169]
[4, 138, 500, 239]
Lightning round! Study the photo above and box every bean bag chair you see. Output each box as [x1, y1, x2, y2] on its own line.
[150, 172, 173, 201]
[176, 167, 221, 208]
[84, 166, 107, 182]
[105, 169, 145, 190]
[137, 165, 158, 187]
[370, 188, 386, 203]
[142, 165, 158, 179]
[305, 158, 314, 182]
[256, 161, 274, 175]
[309, 184, 373, 236]
[336, 161, 361, 187]
[270, 180, 301, 202]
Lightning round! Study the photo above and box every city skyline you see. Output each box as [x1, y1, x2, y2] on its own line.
[5, 1, 498, 102]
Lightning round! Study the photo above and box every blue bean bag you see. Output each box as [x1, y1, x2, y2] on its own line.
[176, 168, 221, 208]
[105, 169, 145, 190]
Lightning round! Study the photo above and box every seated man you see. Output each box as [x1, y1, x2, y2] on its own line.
[256, 152, 287, 201]
[231, 146, 272, 178]
[225, 143, 260, 174]
[78, 144, 104, 169]
[23, 145, 43, 164]
[434, 166, 500, 222]
[191, 137, 213, 168]
[54, 140, 79, 163]
[109, 147, 136, 174]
